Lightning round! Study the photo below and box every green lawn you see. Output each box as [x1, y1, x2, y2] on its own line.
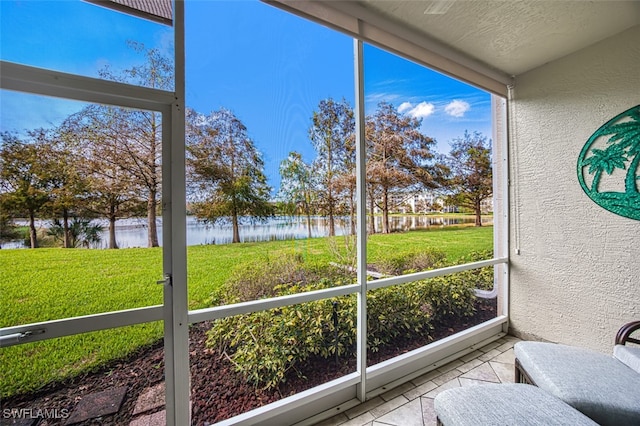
[0, 225, 492, 397]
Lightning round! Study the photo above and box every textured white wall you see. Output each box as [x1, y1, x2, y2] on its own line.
[509, 25, 640, 353]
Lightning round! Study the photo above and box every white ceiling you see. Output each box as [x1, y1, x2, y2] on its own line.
[357, 0, 640, 76]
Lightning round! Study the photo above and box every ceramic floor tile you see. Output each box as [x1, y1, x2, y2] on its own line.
[345, 397, 384, 420]
[495, 341, 515, 352]
[477, 349, 502, 362]
[403, 380, 437, 401]
[460, 350, 483, 363]
[460, 362, 500, 382]
[432, 369, 462, 386]
[456, 357, 484, 373]
[375, 398, 423, 426]
[436, 359, 464, 374]
[380, 382, 416, 402]
[411, 369, 440, 386]
[370, 396, 409, 418]
[423, 378, 460, 399]
[491, 348, 515, 364]
[313, 413, 349, 426]
[490, 361, 515, 383]
[458, 377, 495, 387]
[340, 412, 376, 426]
[478, 341, 501, 353]
[421, 397, 437, 426]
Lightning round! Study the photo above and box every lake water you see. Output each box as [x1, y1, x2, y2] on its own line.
[4, 215, 491, 249]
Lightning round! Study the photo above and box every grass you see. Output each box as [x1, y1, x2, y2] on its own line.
[0, 225, 492, 397]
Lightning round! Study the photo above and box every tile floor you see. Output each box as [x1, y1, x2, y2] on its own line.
[313, 336, 521, 426]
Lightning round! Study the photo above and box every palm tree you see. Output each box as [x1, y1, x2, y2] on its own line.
[48, 218, 104, 248]
[582, 145, 627, 193]
[600, 106, 640, 195]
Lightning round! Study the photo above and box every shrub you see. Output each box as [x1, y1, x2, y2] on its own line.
[374, 248, 446, 275]
[212, 253, 354, 304]
[456, 249, 494, 291]
[207, 288, 356, 390]
[367, 283, 433, 352]
[206, 249, 488, 390]
[422, 272, 478, 322]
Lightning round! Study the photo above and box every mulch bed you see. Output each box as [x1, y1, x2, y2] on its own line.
[2, 298, 496, 425]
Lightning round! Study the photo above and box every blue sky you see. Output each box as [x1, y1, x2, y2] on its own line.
[0, 0, 492, 191]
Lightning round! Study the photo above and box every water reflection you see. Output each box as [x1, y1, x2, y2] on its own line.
[5, 215, 492, 249]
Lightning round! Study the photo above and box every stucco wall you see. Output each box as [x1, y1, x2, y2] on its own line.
[509, 25, 640, 353]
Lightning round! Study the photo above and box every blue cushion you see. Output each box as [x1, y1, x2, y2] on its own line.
[434, 383, 598, 426]
[614, 344, 640, 374]
[515, 341, 640, 426]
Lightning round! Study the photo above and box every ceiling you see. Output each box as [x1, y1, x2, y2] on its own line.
[356, 0, 640, 76]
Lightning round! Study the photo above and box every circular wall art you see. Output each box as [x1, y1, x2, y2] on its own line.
[577, 105, 640, 221]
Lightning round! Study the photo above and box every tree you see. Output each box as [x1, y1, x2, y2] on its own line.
[61, 106, 145, 249]
[278, 151, 315, 238]
[187, 108, 273, 243]
[309, 98, 355, 236]
[335, 131, 357, 235]
[444, 130, 493, 226]
[0, 131, 52, 248]
[366, 102, 437, 234]
[42, 127, 91, 248]
[98, 42, 173, 247]
[47, 217, 104, 248]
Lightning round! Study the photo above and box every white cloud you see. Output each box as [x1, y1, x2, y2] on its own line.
[407, 101, 435, 119]
[397, 101, 413, 114]
[444, 100, 470, 117]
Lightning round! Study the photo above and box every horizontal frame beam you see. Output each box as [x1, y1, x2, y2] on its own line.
[188, 284, 360, 323]
[367, 257, 507, 290]
[0, 61, 174, 112]
[0, 305, 163, 348]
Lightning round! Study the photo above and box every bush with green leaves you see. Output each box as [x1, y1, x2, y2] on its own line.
[207, 287, 356, 390]
[374, 248, 447, 275]
[420, 250, 494, 321]
[206, 248, 489, 390]
[212, 253, 354, 305]
[455, 249, 494, 291]
[367, 282, 434, 352]
[421, 274, 477, 322]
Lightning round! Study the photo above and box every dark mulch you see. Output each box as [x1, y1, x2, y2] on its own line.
[1, 298, 496, 426]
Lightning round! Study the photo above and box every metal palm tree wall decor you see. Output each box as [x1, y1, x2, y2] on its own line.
[578, 105, 640, 220]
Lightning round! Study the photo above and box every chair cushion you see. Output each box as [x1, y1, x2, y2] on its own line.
[614, 344, 640, 373]
[515, 341, 640, 426]
[434, 383, 598, 426]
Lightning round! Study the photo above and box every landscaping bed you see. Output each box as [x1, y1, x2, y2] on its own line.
[1, 298, 496, 425]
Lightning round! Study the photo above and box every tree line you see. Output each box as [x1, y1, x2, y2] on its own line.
[0, 46, 492, 249]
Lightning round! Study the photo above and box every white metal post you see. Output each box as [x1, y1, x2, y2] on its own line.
[164, 0, 190, 424]
[354, 38, 368, 401]
[499, 95, 510, 328]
